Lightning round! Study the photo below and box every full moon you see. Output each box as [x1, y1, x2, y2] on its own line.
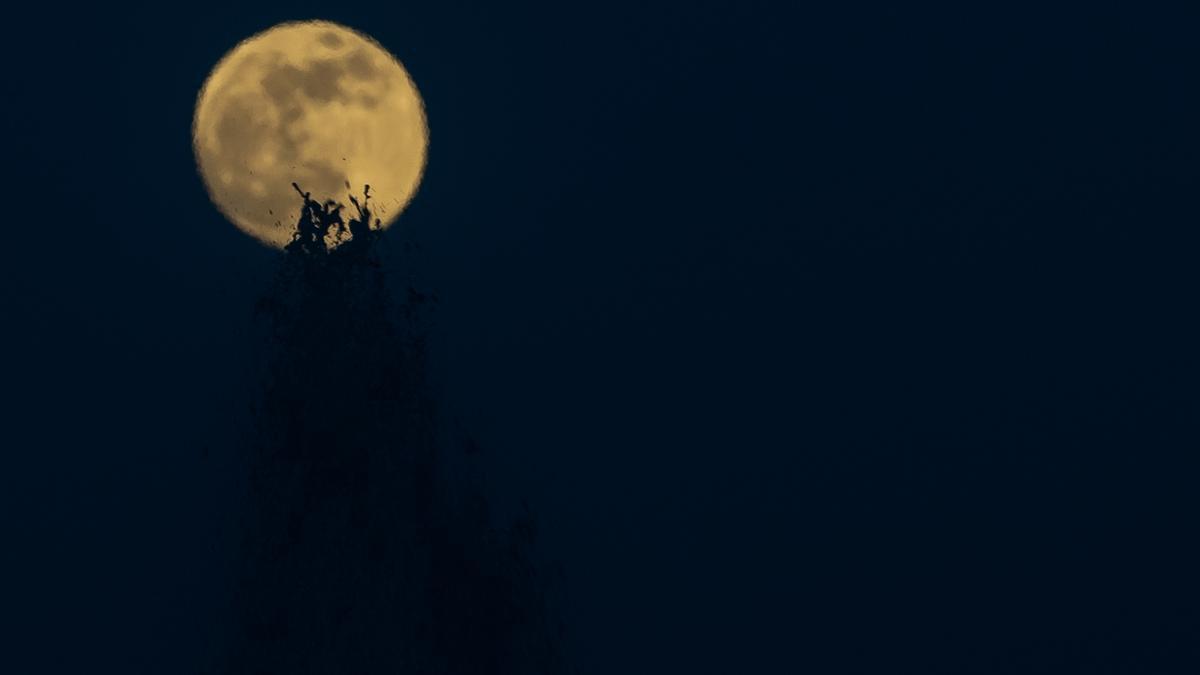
[193, 21, 428, 248]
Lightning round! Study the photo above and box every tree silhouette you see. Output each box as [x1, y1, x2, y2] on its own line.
[227, 185, 567, 674]
[284, 182, 381, 258]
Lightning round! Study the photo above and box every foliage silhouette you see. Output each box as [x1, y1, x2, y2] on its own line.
[284, 182, 382, 259]
[227, 186, 568, 674]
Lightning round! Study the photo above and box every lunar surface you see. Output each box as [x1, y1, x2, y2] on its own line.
[193, 21, 427, 248]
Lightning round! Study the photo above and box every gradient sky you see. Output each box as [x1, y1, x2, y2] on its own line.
[4, 2, 1197, 673]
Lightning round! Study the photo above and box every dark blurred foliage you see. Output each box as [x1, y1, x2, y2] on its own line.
[225, 194, 566, 674]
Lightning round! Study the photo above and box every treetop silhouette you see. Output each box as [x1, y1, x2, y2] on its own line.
[285, 182, 382, 257]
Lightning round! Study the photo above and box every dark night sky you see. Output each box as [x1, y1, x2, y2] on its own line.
[4, 2, 1198, 673]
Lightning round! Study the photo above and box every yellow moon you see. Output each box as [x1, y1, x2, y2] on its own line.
[193, 20, 428, 248]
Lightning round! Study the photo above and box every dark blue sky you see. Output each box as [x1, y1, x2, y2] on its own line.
[4, 2, 1197, 673]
